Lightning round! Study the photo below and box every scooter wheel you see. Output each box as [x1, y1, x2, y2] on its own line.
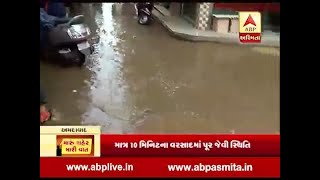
[138, 16, 149, 25]
[78, 53, 86, 67]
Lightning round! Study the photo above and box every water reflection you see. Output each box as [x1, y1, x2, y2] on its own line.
[82, 3, 134, 133]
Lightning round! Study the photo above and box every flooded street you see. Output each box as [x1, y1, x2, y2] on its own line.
[40, 3, 280, 134]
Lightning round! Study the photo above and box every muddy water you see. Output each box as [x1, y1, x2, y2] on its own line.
[40, 3, 280, 134]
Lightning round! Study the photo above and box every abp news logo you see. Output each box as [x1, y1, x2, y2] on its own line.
[239, 12, 261, 43]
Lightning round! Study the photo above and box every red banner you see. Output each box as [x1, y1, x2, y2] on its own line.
[100, 135, 279, 157]
[214, 3, 280, 13]
[40, 157, 279, 178]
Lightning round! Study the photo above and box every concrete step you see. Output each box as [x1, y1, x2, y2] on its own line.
[154, 5, 171, 16]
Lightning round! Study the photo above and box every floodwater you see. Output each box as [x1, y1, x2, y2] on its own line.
[40, 3, 280, 134]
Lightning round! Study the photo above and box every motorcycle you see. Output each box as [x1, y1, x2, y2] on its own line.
[40, 8, 93, 67]
[135, 3, 154, 25]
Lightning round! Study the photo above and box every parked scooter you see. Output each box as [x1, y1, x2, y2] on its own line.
[135, 3, 154, 25]
[40, 8, 93, 67]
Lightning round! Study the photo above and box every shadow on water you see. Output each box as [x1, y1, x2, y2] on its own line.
[41, 3, 280, 134]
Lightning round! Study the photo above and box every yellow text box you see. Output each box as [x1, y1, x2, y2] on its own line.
[60, 138, 92, 155]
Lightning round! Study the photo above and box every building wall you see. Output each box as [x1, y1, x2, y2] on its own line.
[213, 3, 280, 13]
[212, 3, 280, 32]
[169, 3, 181, 16]
[167, 3, 279, 33]
[195, 3, 213, 30]
[168, 2, 214, 31]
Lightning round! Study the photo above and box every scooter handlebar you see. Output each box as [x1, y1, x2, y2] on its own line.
[67, 15, 85, 26]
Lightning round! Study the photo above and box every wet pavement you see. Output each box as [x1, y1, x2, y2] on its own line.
[40, 3, 280, 134]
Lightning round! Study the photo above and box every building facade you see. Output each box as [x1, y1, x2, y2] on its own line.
[167, 3, 280, 33]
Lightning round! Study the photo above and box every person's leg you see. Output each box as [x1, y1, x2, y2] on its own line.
[40, 103, 51, 123]
[40, 86, 51, 124]
[40, 104, 48, 114]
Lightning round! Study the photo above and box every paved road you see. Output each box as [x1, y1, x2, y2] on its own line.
[40, 3, 280, 134]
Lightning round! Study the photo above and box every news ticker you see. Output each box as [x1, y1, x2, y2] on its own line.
[40, 126, 280, 178]
[40, 126, 279, 157]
